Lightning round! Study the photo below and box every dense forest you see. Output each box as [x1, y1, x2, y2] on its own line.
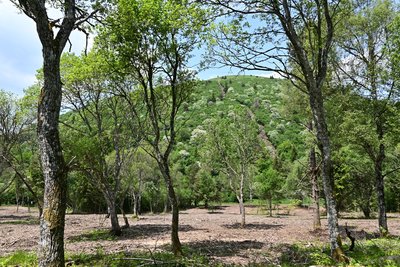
[1, 0, 400, 266]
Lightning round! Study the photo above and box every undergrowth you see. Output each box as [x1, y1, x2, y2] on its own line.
[1, 237, 399, 266]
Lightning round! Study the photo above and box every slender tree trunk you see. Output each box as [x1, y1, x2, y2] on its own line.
[375, 140, 388, 235]
[133, 191, 139, 217]
[105, 194, 121, 236]
[309, 144, 321, 230]
[237, 195, 245, 227]
[308, 83, 344, 261]
[159, 160, 182, 256]
[269, 196, 272, 217]
[164, 197, 169, 213]
[119, 195, 129, 228]
[15, 184, 19, 213]
[238, 173, 246, 226]
[368, 29, 388, 236]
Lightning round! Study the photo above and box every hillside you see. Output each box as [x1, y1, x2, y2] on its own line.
[177, 75, 307, 161]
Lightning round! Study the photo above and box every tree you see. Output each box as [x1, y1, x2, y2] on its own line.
[10, 0, 99, 265]
[97, 0, 206, 255]
[254, 157, 283, 217]
[204, 107, 261, 227]
[333, 145, 375, 218]
[121, 148, 158, 217]
[281, 83, 322, 229]
[204, 0, 347, 259]
[0, 87, 43, 215]
[61, 52, 132, 235]
[336, 0, 397, 235]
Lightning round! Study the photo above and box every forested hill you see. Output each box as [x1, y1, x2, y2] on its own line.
[178, 75, 306, 159]
[168, 75, 310, 208]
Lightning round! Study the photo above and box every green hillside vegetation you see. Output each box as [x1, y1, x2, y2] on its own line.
[2, 74, 398, 215]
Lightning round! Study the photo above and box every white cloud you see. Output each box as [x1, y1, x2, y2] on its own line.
[0, 1, 94, 96]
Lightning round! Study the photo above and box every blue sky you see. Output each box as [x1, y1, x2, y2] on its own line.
[0, 1, 96, 96]
[0, 1, 275, 97]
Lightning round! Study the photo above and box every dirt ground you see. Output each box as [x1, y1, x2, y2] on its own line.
[1, 205, 399, 265]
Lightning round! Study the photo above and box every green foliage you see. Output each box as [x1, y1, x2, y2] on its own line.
[2, 238, 400, 266]
[0, 251, 37, 267]
[278, 237, 400, 267]
[0, 249, 211, 267]
[254, 156, 284, 204]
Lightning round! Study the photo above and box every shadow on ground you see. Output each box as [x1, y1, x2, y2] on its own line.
[68, 224, 198, 242]
[185, 240, 264, 257]
[223, 223, 284, 230]
[0, 214, 38, 225]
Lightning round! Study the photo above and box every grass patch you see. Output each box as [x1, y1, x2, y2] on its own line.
[0, 251, 37, 266]
[2, 237, 399, 266]
[278, 237, 400, 266]
[68, 229, 117, 242]
[346, 237, 400, 266]
[1, 249, 211, 267]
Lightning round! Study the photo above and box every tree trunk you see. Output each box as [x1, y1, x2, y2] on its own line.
[13, 1, 78, 265]
[375, 147, 388, 235]
[105, 195, 121, 236]
[204, 198, 209, 209]
[133, 192, 139, 217]
[309, 144, 321, 230]
[362, 205, 371, 219]
[119, 195, 129, 229]
[375, 125, 388, 235]
[237, 194, 245, 227]
[159, 161, 182, 256]
[15, 184, 20, 213]
[164, 197, 169, 213]
[37, 47, 68, 267]
[367, 27, 388, 236]
[308, 83, 344, 260]
[269, 196, 272, 217]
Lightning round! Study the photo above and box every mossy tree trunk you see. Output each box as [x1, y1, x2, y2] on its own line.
[14, 1, 76, 265]
[14, 1, 99, 264]
[37, 43, 68, 267]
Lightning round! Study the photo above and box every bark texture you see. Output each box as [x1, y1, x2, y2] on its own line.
[271, 0, 345, 259]
[15, 0, 77, 265]
[38, 39, 68, 267]
[105, 193, 122, 236]
[309, 142, 321, 230]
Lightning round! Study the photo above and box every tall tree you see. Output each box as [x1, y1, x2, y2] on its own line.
[336, 0, 397, 235]
[10, 0, 98, 265]
[204, 0, 347, 260]
[97, 0, 206, 255]
[61, 52, 131, 235]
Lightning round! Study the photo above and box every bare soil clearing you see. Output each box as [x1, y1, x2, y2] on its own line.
[1, 205, 399, 265]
